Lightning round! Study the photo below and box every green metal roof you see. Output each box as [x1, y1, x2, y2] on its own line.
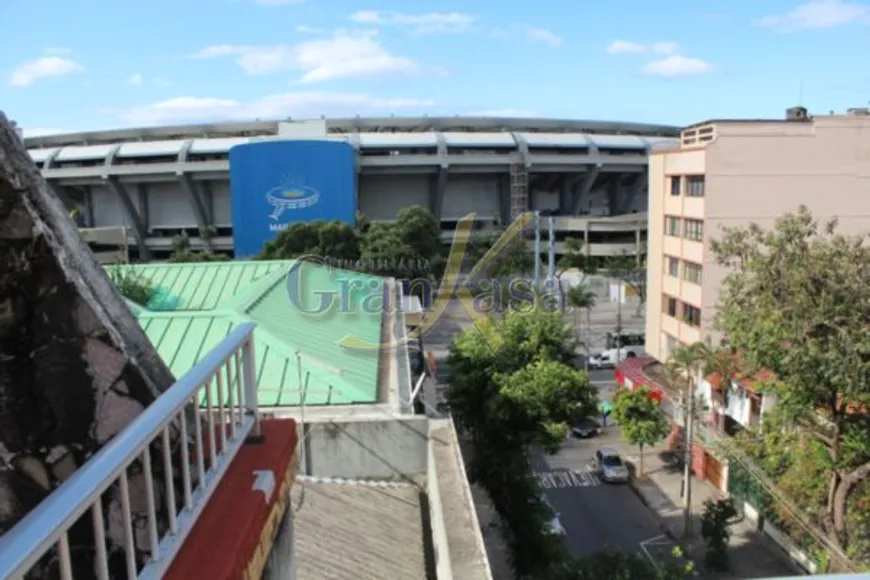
[110, 261, 291, 311]
[120, 260, 385, 406]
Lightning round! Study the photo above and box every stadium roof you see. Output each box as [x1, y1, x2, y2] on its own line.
[25, 116, 680, 148]
[112, 260, 385, 406]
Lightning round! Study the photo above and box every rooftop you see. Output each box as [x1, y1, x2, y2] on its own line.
[292, 477, 430, 580]
[113, 260, 386, 406]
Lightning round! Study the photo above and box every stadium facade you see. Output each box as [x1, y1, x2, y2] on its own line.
[24, 116, 680, 261]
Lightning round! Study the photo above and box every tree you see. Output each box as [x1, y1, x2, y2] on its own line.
[543, 547, 693, 580]
[607, 247, 647, 316]
[701, 498, 738, 571]
[259, 220, 361, 261]
[612, 386, 670, 477]
[501, 359, 597, 452]
[393, 205, 443, 263]
[711, 206, 870, 553]
[557, 236, 597, 280]
[446, 308, 594, 576]
[169, 231, 229, 263]
[468, 227, 534, 278]
[567, 284, 597, 369]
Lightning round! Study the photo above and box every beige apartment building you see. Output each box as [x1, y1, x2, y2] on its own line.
[645, 106, 870, 363]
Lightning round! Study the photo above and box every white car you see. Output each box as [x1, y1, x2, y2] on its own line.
[594, 447, 630, 483]
[587, 347, 642, 370]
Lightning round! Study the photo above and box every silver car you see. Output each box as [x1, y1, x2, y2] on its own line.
[595, 447, 630, 483]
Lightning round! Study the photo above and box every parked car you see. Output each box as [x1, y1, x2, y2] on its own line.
[587, 347, 642, 370]
[594, 447, 630, 483]
[571, 417, 602, 438]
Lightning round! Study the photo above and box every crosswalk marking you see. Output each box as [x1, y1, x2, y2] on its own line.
[535, 468, 601, 489]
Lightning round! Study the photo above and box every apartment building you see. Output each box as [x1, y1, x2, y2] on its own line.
[645, 106, 870, 362]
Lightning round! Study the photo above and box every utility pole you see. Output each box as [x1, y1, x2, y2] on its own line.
[615, 280, 623, 366]
[682, 368, 697, 537]
[533, 211, 541, 291]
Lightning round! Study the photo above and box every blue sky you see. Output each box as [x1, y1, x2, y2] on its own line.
[2, 0, 869, 136]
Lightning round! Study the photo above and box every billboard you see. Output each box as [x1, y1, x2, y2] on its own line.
[229, 140, 357, 257]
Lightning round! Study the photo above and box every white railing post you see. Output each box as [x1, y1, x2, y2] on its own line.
[242, 336, 261, 439]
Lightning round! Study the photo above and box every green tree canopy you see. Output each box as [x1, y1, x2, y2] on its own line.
[542, 547, 693, 580]
[259, 220, 361, 261]
[612, 386, 670, 476]
[711, 206, 870, 552]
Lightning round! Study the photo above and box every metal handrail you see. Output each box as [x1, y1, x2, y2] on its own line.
[0, 322, 260, 580]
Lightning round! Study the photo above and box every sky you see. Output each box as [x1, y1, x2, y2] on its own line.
[2, 0, 869, 137]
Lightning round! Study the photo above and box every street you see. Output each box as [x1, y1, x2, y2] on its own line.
[529, 409, 670, 560]
[420, 298, 674, 571]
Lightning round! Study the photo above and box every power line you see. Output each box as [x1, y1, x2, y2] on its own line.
[694, 425, 859, 572]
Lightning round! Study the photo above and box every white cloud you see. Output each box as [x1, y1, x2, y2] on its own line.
[526, 27, 563, 46]
[10, 56, 83, 87]
[192, 31, 420, 83]
[642, 55, 712, 77]
[606, 40, 679, 55]
[755, 0, 869, 30]
[116, 92, 436, 126]
[349, 10, 476, 35]
[468, 108, 537, 117]
[295, 25, 323, 34]
[127, 73, 143, 86]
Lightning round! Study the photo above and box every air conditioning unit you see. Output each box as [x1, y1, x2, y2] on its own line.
[846, 107, 870, 116]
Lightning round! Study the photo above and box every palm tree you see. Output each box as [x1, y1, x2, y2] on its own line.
[567, 284, 597, 371]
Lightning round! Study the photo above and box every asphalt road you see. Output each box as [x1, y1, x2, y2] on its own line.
[529, 382, 668, 560]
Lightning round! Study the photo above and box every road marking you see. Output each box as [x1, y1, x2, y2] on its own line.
[639, 535, 683, 570]
[535, 468, 600, 489]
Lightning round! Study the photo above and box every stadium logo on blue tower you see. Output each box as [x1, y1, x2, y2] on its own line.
[266, 177, 321, 231]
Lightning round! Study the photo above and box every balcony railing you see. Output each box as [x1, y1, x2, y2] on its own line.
[0, 322, 260, 580]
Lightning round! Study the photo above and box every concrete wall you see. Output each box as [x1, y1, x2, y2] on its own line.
[299, 415, 430, 480]
[427, 419, 493, 580]
[263, 509, 296, 580]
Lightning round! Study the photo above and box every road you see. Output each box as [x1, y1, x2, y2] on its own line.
[529, 391, 667, 559]
[421, 300, 671, 566]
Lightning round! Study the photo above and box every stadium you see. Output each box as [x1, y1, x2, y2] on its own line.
[23, 116, 680, 261]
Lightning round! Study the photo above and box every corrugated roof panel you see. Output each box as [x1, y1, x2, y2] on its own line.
[243, 265, 382, 404]
[442, 132, 516, 148]
[116, 140, 187, 158]
[55, 144, 115, 162]
[520, 132, 593, 148]
[111, 261, 292, 311]
[29, 148, 59, 163]
[191, 137, 251, 155]
[357, 132, 439, 148]
[587, 134, 649, 149]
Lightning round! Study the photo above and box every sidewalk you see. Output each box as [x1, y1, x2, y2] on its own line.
[627, 442, 797, 579]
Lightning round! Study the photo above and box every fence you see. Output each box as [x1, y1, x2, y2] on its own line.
[0, 322, 260, 580]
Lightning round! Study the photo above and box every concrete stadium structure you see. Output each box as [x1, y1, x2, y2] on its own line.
[25, 116, 680, 261]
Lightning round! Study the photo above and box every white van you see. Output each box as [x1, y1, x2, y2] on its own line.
[587, 346, 643, 370]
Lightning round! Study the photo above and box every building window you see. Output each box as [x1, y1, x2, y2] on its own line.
[683, 304, 701, 327]
[664, 295, 678, 317]
[684, 219, 703, 241]
[683, 261, 702, 284]
[665, 216, 681, 237]
[686, 175, 705, 197]
[670, 176, 681, 196]
[666, 256, 680, 277]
